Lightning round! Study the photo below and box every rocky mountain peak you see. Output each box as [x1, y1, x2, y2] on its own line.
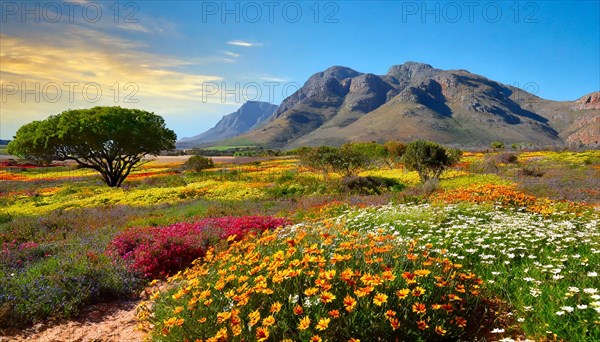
[386, 62, 434, 81]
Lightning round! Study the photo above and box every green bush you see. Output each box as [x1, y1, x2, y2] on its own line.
[184, 155, 214, 172]
[402, 140, 462, 182]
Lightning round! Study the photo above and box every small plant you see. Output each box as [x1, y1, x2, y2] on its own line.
[183, 155, 215, 172]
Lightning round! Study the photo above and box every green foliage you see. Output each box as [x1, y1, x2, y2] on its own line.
[8, 107, 177, 187]
[402, 140, 462, 182]
[490, 141, 505, 151]
[183, 155, 214, 172]
[383, 141, 407, 168]
[300, 144, 377, 178]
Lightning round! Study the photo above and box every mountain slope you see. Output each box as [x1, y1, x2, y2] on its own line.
[229, 63, 600, 148]
[177, 101, 278, 148]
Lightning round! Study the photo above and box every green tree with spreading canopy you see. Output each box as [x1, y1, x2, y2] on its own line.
[402, 140, 462, 182]
[8, 106, 176, 187]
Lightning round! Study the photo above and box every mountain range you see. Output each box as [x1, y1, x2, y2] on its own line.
[177, 101, 278, 148]
[180, 62, 599, 149]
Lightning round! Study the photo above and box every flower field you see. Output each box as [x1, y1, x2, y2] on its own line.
[1, 150, 599, 341]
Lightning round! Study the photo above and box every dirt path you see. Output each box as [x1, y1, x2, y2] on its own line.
[0, 300, 146, 342]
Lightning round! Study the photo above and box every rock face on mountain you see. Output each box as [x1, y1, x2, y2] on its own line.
[209, 63, 599, 149]
[177, 101, 278, 148]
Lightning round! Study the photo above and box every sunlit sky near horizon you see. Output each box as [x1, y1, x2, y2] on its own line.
[1, 0, 599, 140]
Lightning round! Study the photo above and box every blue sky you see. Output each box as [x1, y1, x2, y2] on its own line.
[1, 0, 599, 140]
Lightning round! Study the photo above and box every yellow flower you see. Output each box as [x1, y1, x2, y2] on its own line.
[310, 335, 322, 342]
[214, 327, 227, 339]
[320, 291, 336, 304]
[248, 310, 261, 327]
[396, 288, 410, 299]
[298, 316, 311, 330]
[216, 311, 231, 324]
[412, 286, 426, 297]
[414, 269, 431, 277]
[373, 293, 388, 306]
[435, 325, 447, 336]
[256, 327, 269, 342]
[316, 317, 330, 331]
[304, 287, 319, 296]
[270, 301, 282, 314]
[172, 306, 183, 314]
[262, 315, 276, 327]
[348, 339, 360, 342]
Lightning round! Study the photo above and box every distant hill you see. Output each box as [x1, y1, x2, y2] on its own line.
[223, 62, 599, 149]
[0, 140, 11, 145]
[177, 101, 278, 148]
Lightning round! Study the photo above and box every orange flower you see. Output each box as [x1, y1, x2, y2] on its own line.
[385, 310, 396, 320]
[328, 309, 340, 318]
[343, 295, 357, 312]
[435, 326, 447, 336]
[373, 293, 388, 306]
[396, 288, 410, 299]
[298, 316, 311, 330]
[381, 270, 396, 281]
[348, 339, 360, 342]
[163, 317, 184, 328]
[412, 303, 427, 314]
[402, 272, 416, 284]
[310, 335, 322, 342]
[316, 317, 330, 331]
[389, 317, 400, 330]
[256, 327, 269, 341]
[455, 316, 467, 328]
[354, 286, 374, 297]
[417, 320, 429, 330]
[412, 286, 426, 297]
[441, 303, 454, 313]
[293, 304, 304, 315]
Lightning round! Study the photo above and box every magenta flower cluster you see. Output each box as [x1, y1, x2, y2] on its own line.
[107, 216, 288, 279]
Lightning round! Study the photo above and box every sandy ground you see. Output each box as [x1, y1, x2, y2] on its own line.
[0, 300, 146, 342]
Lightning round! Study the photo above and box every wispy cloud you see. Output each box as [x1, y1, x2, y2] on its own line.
[227, 40, 262, 47]
[224, 51, 240, 58]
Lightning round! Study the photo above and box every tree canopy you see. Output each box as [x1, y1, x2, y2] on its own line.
[402, 140, 462, 182]
[8, 107, 177, 187]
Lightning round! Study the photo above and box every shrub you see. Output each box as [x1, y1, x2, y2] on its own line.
[383, 141, 407, 168]
[518, 165, 545, 177]
[402, 140, 462, 182]
[183, 155, 214, 172]
[490, 141, 505, 151]
[342, 176, 403, 195]
[485, 152, 518, 165]
[107, 216, 288, 279]
[142, 222, 487, 341]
